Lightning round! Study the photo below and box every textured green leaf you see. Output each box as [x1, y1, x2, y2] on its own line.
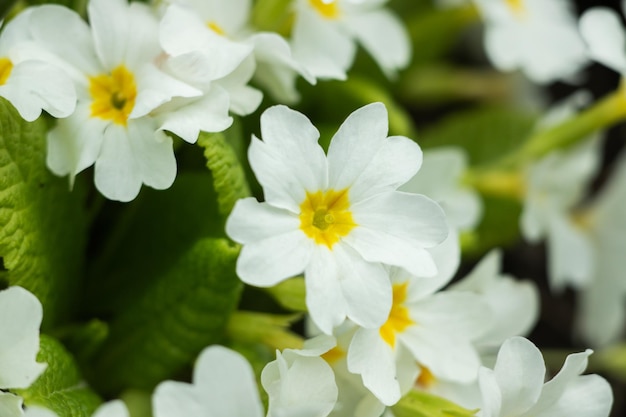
[392, 390, 477, 417]
[90, 237, 242, 395]
[420, 106, 539, 168]
[198, 131, 251, 217]
[17, 335, 101, 417]
[0, 98, 87, 328]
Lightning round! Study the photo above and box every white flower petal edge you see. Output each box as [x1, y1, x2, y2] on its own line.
[0, 286, 46, 390]
[92, 400, 129, 417]
[579, 7, 626, 74]
[153, 345, 264, 417]
[0, 392, 25, 417]
[262, 335, 338, 417]
[477, 337, 613, 417]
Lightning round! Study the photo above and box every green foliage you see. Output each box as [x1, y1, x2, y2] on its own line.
[198, 131, 252, 217]
[0, 98, 87, 328]
[89, 238, 242, 395]
[17, 335, 101, 417]
[419, 105, 539, 168]
[392, 390, 478, 417]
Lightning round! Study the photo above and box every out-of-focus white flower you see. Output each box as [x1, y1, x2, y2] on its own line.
[226, 103, 448, 334]
[0, 10, 76, 121]
[22, 0, 200, 202]
[291, 0, 411, 80]
[575, 151, 626, 347]
[153, 345, 264, 417]
[262, 335, 338, 417]
[0, 286, 54, 417]
[472, 0, 588, 83]
[477, 336, 612, 417]
[347, 230, 491, 406]
[400, 147, 482, 232]
[521, 92, 601, 291]
[580, 5, 626, 79]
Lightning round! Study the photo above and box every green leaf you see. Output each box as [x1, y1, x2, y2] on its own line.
[392, 390, 477, 417]
[0, 98, 87, 328]
[198, 131, 251, 217]
[17, 335, 101, 417]
[90, 237, 242, 395]
[419, 105, 539, 168]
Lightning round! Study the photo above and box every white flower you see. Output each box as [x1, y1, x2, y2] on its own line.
[400, 147, 482, 232]
[580, 4, 626, 78]
[477, 337, 612, 417]
[262, 335, 338, 417]
[24, 0, 200, 201]
[290, 0, 411, 80]
[226, 102, 448, 334]
[347, 230, 491, 406]
[153, 345, 264, 417]
[472, 0, 588, 83]
[575, 150, 626, 346]
[0, 286, 54, 417]
[91, 400, 129, 417]
[520, 92, 601, 291]
[0, 9, 76, 121]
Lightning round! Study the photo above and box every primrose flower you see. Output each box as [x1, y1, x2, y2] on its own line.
[153, 345, 264, 417]
[0, 10, 75, 121]
[0, 286, 51, 417]
[472, 0, 588, 83]
[477, 337, 612, 417]
[226, 103, 448, 334]
[347, 230, 491, 406]
[262, 336, 338, 417]
[291, 0, 411, 80]
[21, 0, 201, 201]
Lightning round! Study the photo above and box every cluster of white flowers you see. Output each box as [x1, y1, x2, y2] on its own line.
[0, 0, 623, 417]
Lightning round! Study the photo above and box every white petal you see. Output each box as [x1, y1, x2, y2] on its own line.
[250, 105, 327, 211]
[123, 3, 162, 69]
[347, 328, 400, 406]
[0, 287, 46, 389]
[531, 375, 613, 417]
[262, 351, 338, 417]
[197, 0, 251, 34]
[533, 350, 591, 411]
[0, 60, 76, 121]
[193, 346, 264, 417]
[127, 119, 177, 191]
[291, 8, 355, 80]
[156, 87, 233, 143]
[92, 400, 129, 417]
[23, 407, 58, 417]
[343, 9, 410, 77]
[152, 381, 205, 417]
[89, 0, 132, 69]
[580, 8, 626, 73]
[0, 392, 23, 417]
[226, 198, 300, 243]
[94, 124, 141, 202]
[305, 247, 349, 334]
[478, 367, 502, 417]
[484, 24, 521, 72]
[46, 105, 106, 183]
[215, 56, 262, 116]
[237, 231, 313, 287]
[493, 337, 545, 417]
[546, 215, 593, 291]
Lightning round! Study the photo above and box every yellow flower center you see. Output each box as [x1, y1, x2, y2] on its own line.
[505, 0, 525, 17]
[207, 21, 225, 36]
[299, 189, 356, 248]
[0, 57, 13, 86]
[322, 346, 345, 365]
[309, 0, 340, 19]
[89, 65, 137, 126]
[379, 282, 414, 348]
[416, 365, 437, 389]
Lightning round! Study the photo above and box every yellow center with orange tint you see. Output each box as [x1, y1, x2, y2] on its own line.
[322, 345, 345, 365]
[379, 282, 414, 348]
[0, 57, 13, 85]
[416, 366, 437, 389]
[505, 0, 525, 17]
[309, 0, 340, 19]
[89, 65, 137, 126]
[299, 189, 356, 248]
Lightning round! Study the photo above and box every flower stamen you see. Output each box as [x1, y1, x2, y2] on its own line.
[89, 65, 137, 126]
[299, 188, 355, 248]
